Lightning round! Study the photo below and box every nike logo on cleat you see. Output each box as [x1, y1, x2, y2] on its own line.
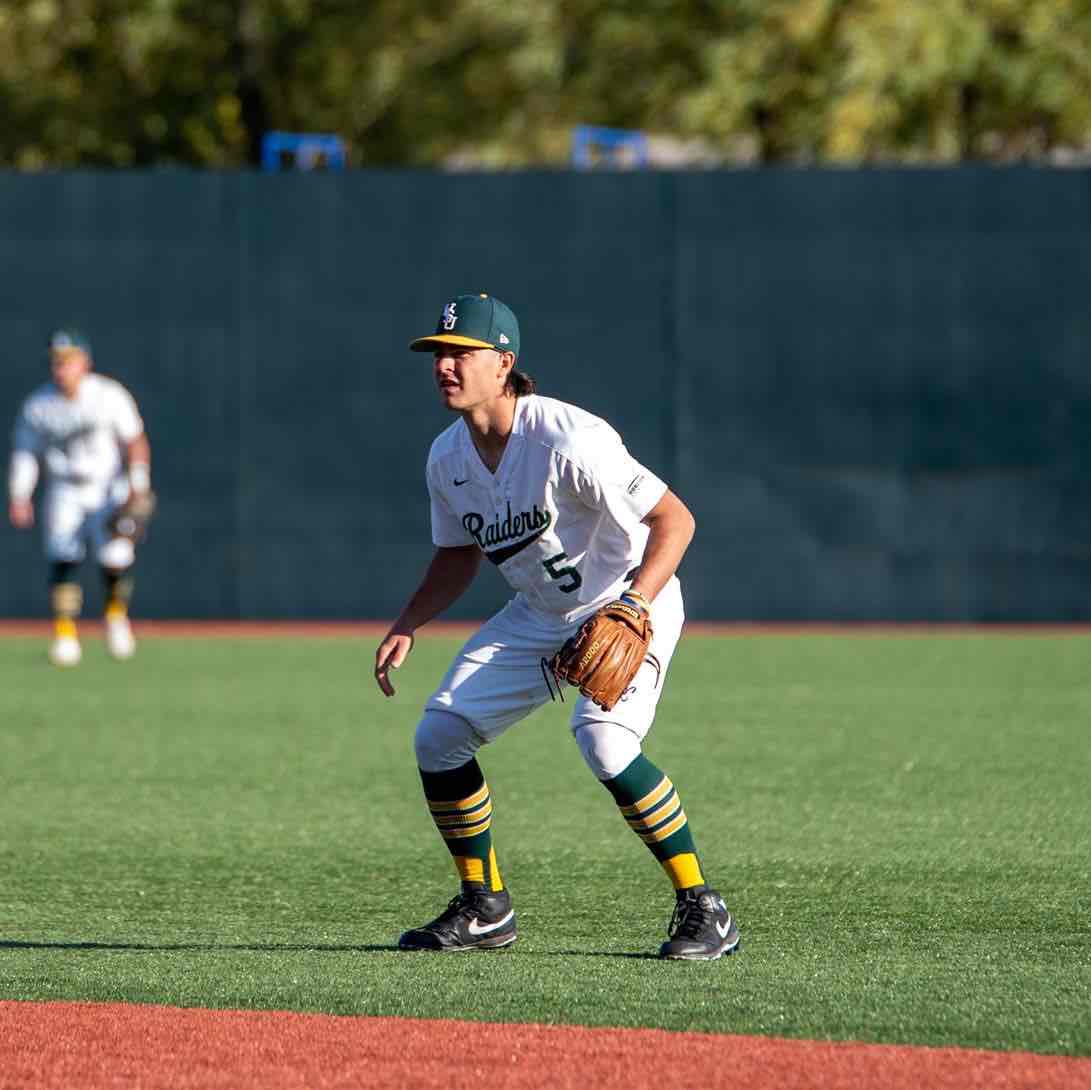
[466, 909, 515, 936]
[716, 917, 733, 938]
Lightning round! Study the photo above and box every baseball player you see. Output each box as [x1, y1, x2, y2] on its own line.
[374, 293, 740, 960]
[7, 330, 153, 666]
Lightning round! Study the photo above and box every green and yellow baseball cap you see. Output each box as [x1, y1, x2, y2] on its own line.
[409, 293, 520, 357]
[49, 329, 92, 355]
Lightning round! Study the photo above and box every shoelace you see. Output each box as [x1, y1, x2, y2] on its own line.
[434, 892, 475, 925]
[668, 893, 717, 940]
[436, 891, 505, 927]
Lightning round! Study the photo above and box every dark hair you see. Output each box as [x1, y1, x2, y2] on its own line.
[506, 368, 536, 396]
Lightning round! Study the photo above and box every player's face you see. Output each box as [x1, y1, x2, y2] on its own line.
[433, 346, 511, 411]
[50, 348, 91, 398]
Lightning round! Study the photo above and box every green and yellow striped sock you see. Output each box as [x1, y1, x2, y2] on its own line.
[49, 576, 82, 641]
[419, 760, 504, 892]
[102, 567, 134, 620]
[602, 754, 705, 891]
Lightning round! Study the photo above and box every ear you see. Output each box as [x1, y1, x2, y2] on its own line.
[496, 350, 515, 377]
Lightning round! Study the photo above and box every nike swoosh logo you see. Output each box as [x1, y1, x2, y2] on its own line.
[453, 478, 469, 486]
[466, 909, 515, 936]
[483, 524, 550, 565]
[716, 917, 733, 939]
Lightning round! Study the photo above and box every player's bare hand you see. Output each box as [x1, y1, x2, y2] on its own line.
[375, 632, 414, 697]
[8, 500, 34, 529]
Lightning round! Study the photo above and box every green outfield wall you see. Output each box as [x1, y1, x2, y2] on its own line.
[2, 168, 1089, 621]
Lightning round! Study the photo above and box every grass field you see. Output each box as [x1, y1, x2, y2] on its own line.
[0, 630, 1088, 1056]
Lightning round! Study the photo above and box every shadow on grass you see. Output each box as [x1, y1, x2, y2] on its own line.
[1, 939, 658, 959]
[0, 939, 401, 953]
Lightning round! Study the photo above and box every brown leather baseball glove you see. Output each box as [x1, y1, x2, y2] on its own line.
[108, 490, 158, 544]
[549, 594, 653, 711]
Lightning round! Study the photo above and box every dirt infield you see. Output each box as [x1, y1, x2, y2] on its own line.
[1, 1002, 1087, 1090]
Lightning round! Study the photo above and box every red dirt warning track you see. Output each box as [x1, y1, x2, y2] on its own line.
[1, 1001, 1087, 1090]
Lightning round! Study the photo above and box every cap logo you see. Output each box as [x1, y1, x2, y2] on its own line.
[498, 333, 510, 345]
[441, 302, 458, 331]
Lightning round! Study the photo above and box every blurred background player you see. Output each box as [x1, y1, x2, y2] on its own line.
[7, 330, 152, 666]
[374, 293, 740, 960]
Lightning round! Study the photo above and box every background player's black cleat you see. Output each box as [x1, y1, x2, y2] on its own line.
[398, 886, 517, 951]
[659, 886, 740, 960]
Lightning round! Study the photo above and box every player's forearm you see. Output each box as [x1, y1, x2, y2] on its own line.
[8, 450, 39, 503]
[126, 434, 151, 492]
[629, 491, 696, 603]
[390, 546, 481, 635]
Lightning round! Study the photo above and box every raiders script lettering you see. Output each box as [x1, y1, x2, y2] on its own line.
[462, 502, 552, 552]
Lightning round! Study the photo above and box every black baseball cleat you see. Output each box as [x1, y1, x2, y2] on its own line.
[659, 886, 741, 961]
[398, 886, 517, 951]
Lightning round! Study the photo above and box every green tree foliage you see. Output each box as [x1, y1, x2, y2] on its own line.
[0, 0, 1089, 167]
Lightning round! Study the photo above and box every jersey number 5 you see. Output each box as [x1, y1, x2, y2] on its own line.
[543, 551, 582, 593]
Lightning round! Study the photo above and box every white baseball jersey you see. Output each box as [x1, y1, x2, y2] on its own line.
[13, 373, 143, 499]
[427, 394, 668, 624]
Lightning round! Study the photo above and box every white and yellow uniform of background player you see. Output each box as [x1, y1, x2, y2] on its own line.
[7, 330, 151, 666]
